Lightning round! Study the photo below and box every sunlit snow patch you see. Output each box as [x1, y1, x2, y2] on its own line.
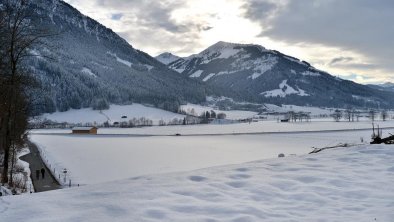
[261, 80, 309, 97]
[203, 73, 216, 82]
[81, 67, 97, 77]
[106, 51, 132, 67]
[189, 70, 204, 78]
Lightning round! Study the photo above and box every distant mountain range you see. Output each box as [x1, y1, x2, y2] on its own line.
[368, 82, 394, 93]
[24, 0, 394, 115]
[159, 41, 394, 109]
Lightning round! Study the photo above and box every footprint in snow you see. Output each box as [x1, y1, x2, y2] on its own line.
[234, 168, 250, 172]
[189, 176, 207, 182]
[145, 209, 167, 219]
[228, 174, 251, 179]
[294, 176, 320, 183]
[226, 181, 247, 188]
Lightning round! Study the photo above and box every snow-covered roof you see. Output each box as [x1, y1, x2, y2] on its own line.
[72, 127, 97, 131]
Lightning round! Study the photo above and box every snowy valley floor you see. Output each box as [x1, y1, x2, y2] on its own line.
[2, 145, 394, 221]
[29, 128, 382, 185]
[30, 119, 394, 136]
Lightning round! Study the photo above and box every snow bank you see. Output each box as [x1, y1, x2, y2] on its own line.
[2, 145, 394, 221]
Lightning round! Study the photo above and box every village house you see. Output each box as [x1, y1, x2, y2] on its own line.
[72, 126, 98, 134]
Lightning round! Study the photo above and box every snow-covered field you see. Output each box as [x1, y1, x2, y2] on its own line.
[38, 103, 261, 126]
[31, 119, 394, 136]
[180, 103, 257, 119]
[263, 104, 334, 116]
[38, 104, 185, 125]
[29, 127, 381, 185]
[3, 145, 394, 221]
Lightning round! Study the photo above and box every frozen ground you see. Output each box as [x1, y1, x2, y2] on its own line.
[29, 128, 380, 185]
[30, 119, 394, 136]
[2, 145, 394, 221]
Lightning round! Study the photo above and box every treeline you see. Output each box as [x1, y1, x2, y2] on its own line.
[331, 109, 391, 122]
[178, 108, 227, 123]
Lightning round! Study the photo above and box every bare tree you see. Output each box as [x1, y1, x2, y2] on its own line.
[368, 109, 377, 122]
[0, 0, 51, 184]
[344, 108, 353, 122]
[332, 109, 342, 122]
[217, 113, 226, 119]
[354, 110, 361, 122]
[381, 110, 388, 121]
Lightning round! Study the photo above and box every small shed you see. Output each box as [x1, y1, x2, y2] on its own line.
[72, 126, 98, 134]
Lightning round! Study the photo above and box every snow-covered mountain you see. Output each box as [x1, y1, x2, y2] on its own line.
[25, 0, 206, 114]
[380, 82, 394, 88]
[167, 41, 394, 108]
[23, 0, 394, 113]
[155, 52, 181, 65]
[368, 82, 394, 93]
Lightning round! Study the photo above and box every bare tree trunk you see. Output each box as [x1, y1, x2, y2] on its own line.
[0, 0, 51, 183]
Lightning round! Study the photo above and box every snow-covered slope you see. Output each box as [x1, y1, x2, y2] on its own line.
[167, 41, 394, 109]
[39, 104, 185, 125]
[155, 52, 182, 65]
[3, 145, 394, 221]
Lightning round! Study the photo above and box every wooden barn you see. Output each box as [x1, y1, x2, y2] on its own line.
[72, 126, 98, 134]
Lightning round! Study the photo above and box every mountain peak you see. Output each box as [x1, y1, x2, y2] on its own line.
[186, 41, 267, 62]
[155, 52, 181, 65]
[205, 41, 266, 52]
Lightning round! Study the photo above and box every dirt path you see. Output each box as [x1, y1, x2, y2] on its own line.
[19, 141, 61, 192]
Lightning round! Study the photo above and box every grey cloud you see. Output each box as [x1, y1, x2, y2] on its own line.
[340, 73, 374, 81]
[243, 1, 279, 24]
[329, 57, 354, 66]
[244, 0, 394, 74]
[111, 13, 123, 20]
[333, 63, 378, 71]
[92, 0, 212, 56]
[95, 0, 187, 33]
[201, 26, 213, 31]
[329, 57, 378, 70]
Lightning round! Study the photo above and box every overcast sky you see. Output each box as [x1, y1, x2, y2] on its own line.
[64, 0, 393, 84]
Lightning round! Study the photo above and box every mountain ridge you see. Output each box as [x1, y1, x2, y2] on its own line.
[163, 41, 394, 109]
